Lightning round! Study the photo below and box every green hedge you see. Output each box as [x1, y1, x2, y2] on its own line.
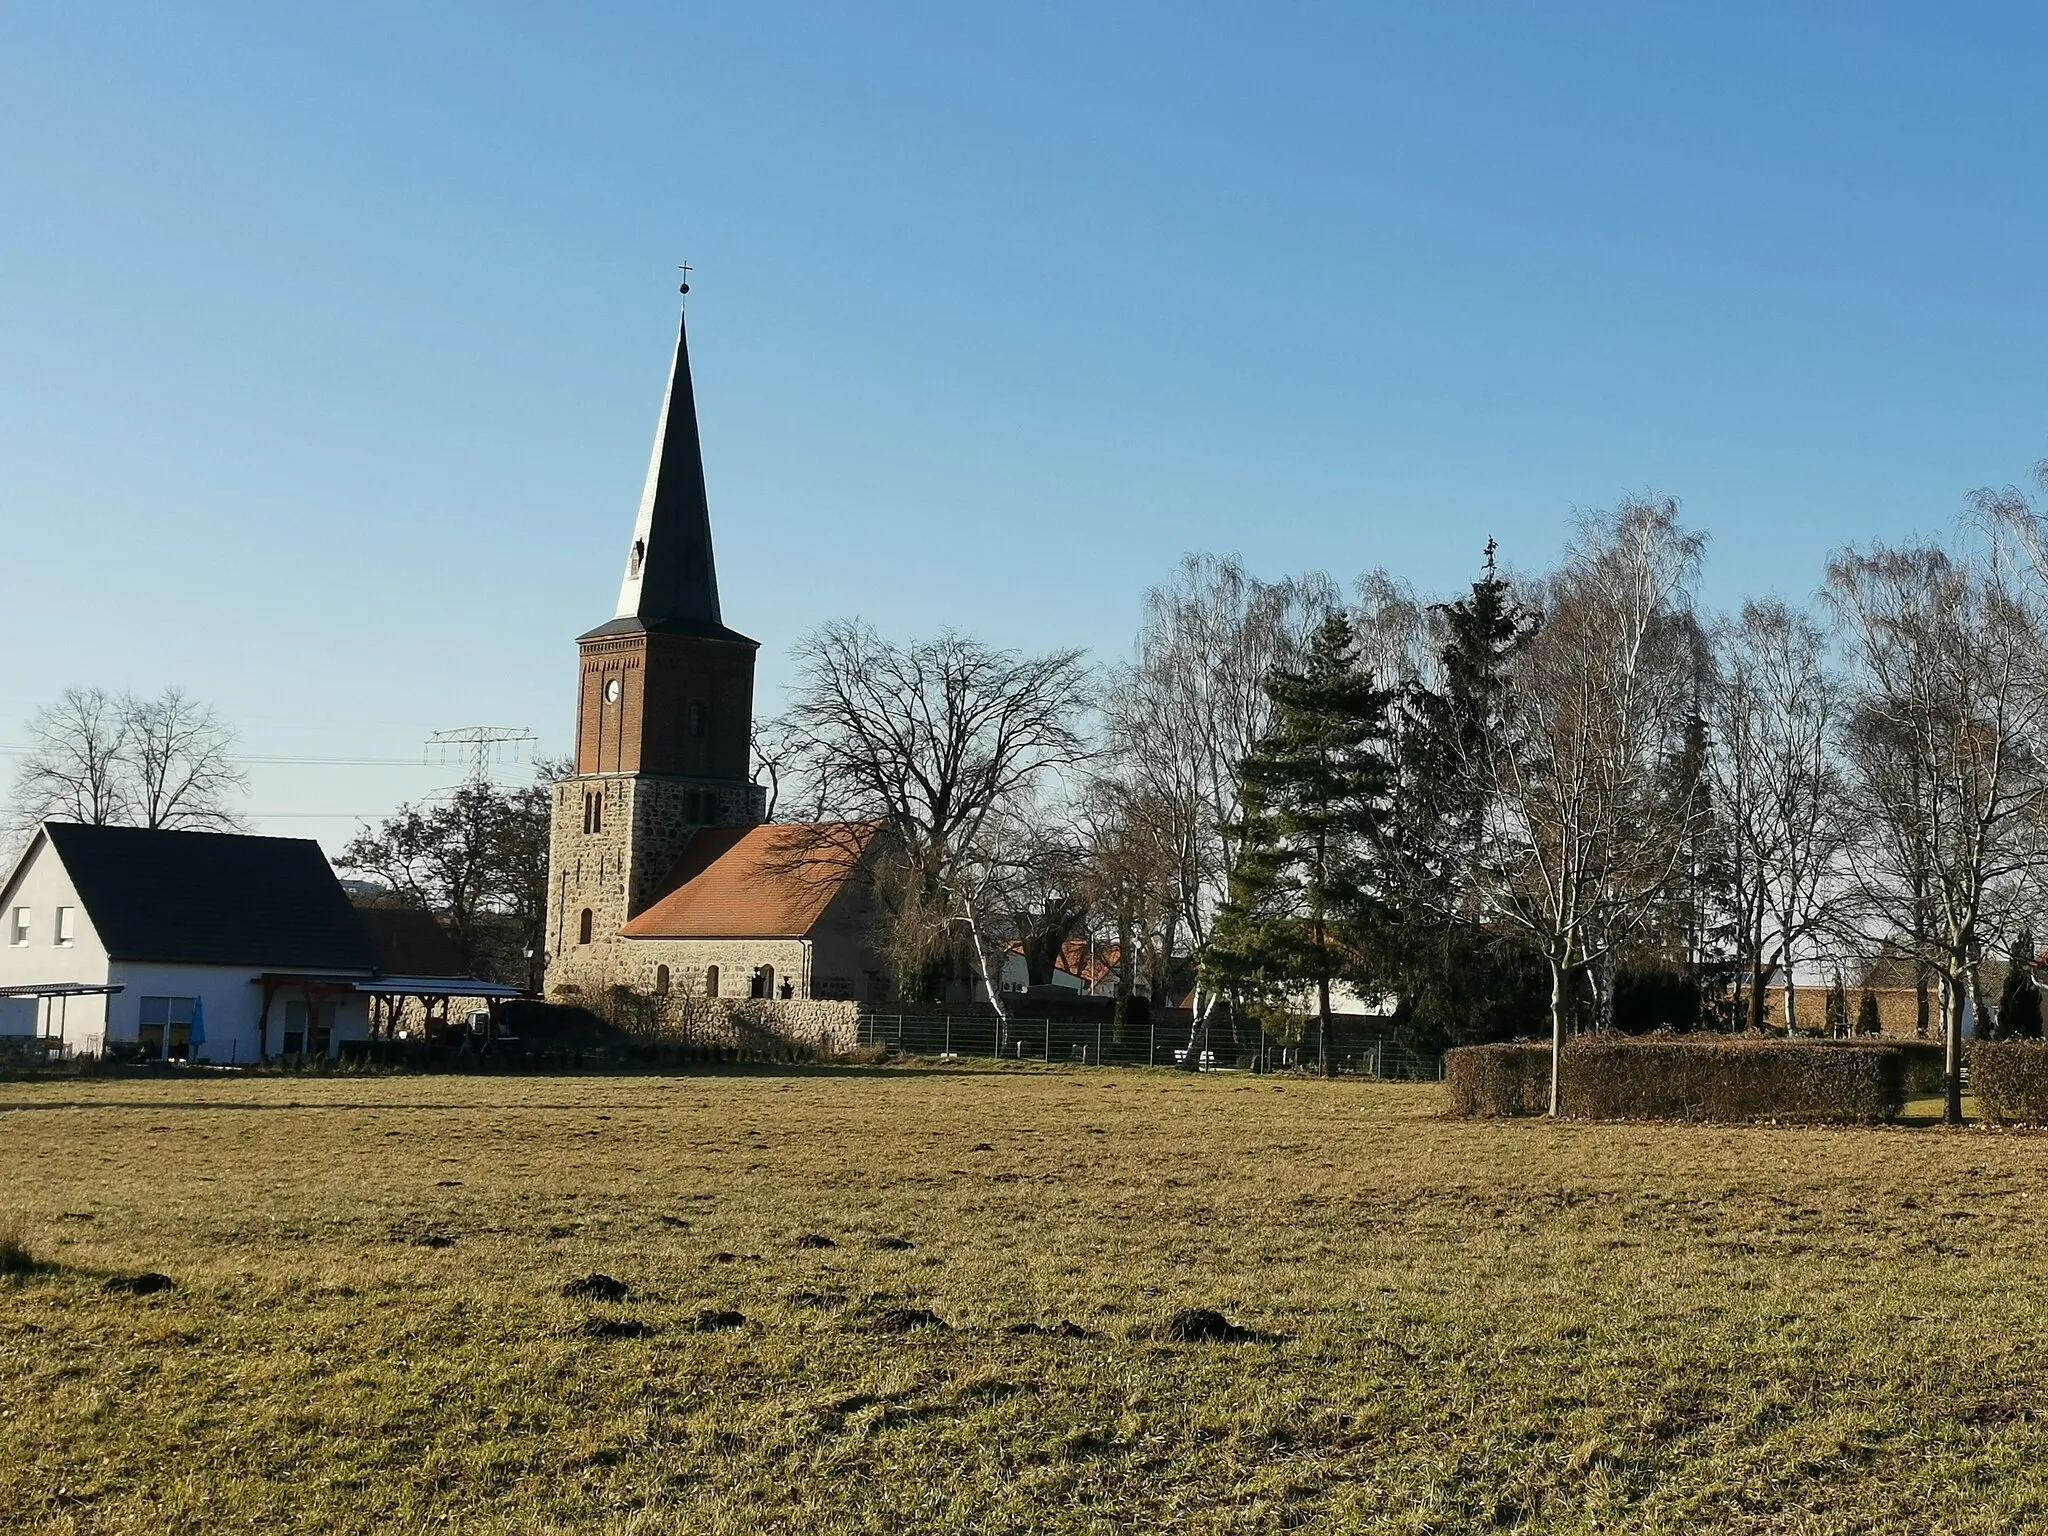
[1444, 1037, 1905, 1122]
[1443, 1043, 1553, 1117]
[1969, 1041, 2048, 1124]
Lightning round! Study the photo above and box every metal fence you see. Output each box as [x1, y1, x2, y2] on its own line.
[854, 1012, 1443, 1079]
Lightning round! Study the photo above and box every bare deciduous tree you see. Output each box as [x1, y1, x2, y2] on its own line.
[8, 687, 131, 832]
[1709, 600, 1853, 1033]
[771, 620, 1091, 1003]
[1477, 497, 1707, 1113]
[123, 687, 247, 832]
[1828, 539, 2048, 1123]
[7, 685, 248, 843]
[1097, 555, 1336, 1037]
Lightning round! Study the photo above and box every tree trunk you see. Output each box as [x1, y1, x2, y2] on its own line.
[1547, 954, 1567, 1118]
[1318, 972, 1333, 1079]
[1943, 970, 1964, 1126]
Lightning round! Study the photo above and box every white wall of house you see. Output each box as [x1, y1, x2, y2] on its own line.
[0, 832, 112, 988]
[0, 834, 114, 1053]
[103, 961, 372, 1064]
[993, 953, 1087, 997]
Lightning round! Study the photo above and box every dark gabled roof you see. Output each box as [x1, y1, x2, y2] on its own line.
[354, 906, 471, 978]
[42, 823, 381, 971]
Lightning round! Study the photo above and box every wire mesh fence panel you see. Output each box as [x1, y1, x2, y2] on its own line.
[856, 1012, 1443, 1079]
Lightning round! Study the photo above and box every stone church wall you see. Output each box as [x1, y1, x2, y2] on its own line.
[543, 772, 766, 999]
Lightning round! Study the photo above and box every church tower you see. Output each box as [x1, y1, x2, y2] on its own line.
[544, 300, 765, 996]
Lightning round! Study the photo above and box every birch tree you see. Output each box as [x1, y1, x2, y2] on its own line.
[1709, 600, 1853, 1033]
[1097, 555, 1335, 1039]
[1828, 540, 2048, 1123]
[1477, 498, 1707, 1114]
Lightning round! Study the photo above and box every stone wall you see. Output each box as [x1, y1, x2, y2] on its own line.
[554, 936, 815, 1005]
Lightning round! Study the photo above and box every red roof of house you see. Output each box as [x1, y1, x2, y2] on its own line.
[355, 906, 470, 977]
[621, 822, 873, 939]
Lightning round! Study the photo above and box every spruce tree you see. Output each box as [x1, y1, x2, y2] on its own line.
[1378, 544, 1543, 1050]
[1207, 613, 1394, 1075]
[1999, 929, 2042, 1040]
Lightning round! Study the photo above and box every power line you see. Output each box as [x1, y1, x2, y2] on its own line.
[0, 744, 439, 767]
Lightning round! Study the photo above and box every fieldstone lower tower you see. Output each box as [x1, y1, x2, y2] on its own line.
[544, 299, 765, 999]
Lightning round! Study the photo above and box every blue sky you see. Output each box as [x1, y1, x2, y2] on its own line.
[3, 3, 2046, 849]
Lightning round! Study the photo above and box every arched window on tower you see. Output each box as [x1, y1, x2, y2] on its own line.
[577, 908, 594, 945]
[705, 964, 720, 999]
[688, 700, 706, 737]
[654, 965, 670, 996]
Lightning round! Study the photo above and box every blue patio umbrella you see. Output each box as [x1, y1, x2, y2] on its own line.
[188, 996, 206, 1054]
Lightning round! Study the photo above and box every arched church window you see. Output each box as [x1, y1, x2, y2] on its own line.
[705, 964, 720, 998]
[752, 964, 775, 1000]
[654, 965, 670, 996]
[578, 908, 594, 945]
[689, 701, 706, 737]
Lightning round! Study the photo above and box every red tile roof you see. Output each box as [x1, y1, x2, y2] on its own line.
[621, 822, 872, 939]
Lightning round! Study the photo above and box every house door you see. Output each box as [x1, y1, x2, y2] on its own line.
[281, 1000, 339, 1058]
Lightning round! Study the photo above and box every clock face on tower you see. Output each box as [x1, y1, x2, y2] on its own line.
[604, 679, 623, 703]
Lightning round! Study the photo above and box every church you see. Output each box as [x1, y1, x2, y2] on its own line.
[542, 300, 891, 1006]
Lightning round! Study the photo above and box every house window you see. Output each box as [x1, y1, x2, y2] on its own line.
[654, 965, 670, 996]
[705, 964, 719, 999]
[9, 907, 27, 946]
[583, 790, 605, 835]
[578, 908, 594, 945]
[139, 996, 196, 1060]
[54, 907, 74, 947]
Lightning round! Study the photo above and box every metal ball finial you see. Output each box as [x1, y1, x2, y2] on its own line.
[678, 282, 690, 294]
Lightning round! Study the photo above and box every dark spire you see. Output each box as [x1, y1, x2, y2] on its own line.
[613, 306, 722, 629]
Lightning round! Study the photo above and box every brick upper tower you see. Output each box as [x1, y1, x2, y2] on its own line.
[545, 299, 765, 996]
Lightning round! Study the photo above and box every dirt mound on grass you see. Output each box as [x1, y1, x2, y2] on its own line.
[1006, 1319, 1097, 1339]
[1158, 1308, 1279, 1344]
[103, 1272, 175, 1296]
[578, 1317, 654, 1340]
[796, 1233, 837, 1249]
[561, 1273, 630, 1302]
[690, 1309, 746, 1332]
[869, 1306, 948, 1333]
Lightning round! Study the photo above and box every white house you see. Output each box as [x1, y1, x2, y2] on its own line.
[0, 822, 385, 1062]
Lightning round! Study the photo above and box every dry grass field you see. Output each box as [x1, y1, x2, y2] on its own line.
[4, 1063, 2048, 1534]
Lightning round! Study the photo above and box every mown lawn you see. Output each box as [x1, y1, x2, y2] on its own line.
[3, 1063, 2047, 1533]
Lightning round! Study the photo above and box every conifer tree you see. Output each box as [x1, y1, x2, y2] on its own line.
[1207, 613, 1394, 1075]
[1378, 544, 1545, 1049]
[1998, 929, 2042, 1040]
